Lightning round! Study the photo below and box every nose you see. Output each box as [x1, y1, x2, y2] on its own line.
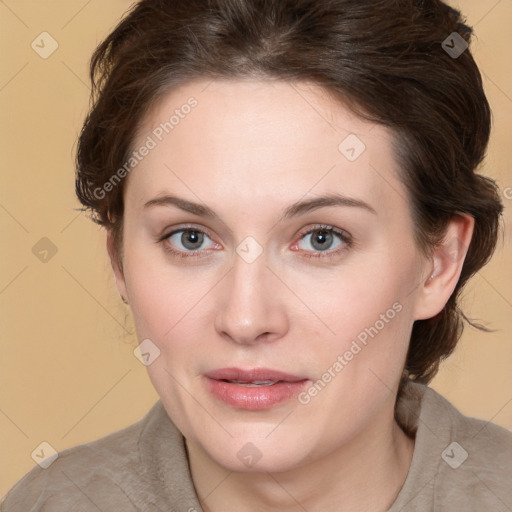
[214, 252, 289, 346]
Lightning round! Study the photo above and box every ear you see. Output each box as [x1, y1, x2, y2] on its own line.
[414, 214, 475, 321]
[106, 229, 128, 303]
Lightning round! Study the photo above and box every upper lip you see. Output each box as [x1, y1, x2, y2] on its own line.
[205, 367, 308, 382]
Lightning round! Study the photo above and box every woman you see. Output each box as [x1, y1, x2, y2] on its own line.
[2, 0, 511, 510]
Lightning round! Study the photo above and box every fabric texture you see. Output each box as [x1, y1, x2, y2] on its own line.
[2, 380, 511, 511]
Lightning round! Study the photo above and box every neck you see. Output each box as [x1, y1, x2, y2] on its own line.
[187, 415, 415, 512]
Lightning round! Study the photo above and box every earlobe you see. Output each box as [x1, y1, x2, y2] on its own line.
[414, 214, 475, 321]
[106, 230, 128, 303]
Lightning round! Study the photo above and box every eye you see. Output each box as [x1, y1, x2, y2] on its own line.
[160, 227, 219, 258]
[293, 225, 352, 259]
[159, 224, 352, 260]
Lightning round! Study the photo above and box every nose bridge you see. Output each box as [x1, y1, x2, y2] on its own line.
[234, 251, 272, 306]
[214, 248, 286, 344]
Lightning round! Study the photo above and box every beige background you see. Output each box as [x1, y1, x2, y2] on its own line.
[1, 0, 511, 497]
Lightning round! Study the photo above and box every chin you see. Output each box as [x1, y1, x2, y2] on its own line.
[213, 445, 306, 474]
[191, 425, 318, 474]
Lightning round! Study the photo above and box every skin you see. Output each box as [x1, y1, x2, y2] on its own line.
[108, 79, 474, 512]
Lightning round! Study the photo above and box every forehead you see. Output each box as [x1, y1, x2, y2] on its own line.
[127, 79, 407, 221]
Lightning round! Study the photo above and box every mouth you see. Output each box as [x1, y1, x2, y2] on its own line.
[203, 367, 310, 410]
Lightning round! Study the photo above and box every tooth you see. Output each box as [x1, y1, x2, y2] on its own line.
[228, 380, 278, 386]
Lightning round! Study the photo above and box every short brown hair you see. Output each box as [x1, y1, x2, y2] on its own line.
[76, 0, 503, 392]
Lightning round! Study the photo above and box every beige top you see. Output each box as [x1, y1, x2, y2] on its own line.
[2, 380, 511, 511]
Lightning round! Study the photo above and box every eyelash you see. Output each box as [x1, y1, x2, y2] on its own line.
[158, 224, 352, 261]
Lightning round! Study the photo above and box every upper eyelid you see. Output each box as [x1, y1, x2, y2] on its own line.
[160, 224, 214, 240]
[297, 224, 349, 238]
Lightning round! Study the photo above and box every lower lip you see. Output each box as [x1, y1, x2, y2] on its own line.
[204, 377, 309, 410]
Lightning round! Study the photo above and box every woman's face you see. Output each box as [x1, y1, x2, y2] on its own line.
[114, 79, 435, 472]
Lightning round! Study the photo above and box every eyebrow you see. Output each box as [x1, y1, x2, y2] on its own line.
[143, 193, 377, 222]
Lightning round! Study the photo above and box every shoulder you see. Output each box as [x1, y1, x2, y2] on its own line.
[430, 386, 512, 507]
[420, 382, 512, 471]
[393, 381, 512, 510]
[0, 401, 166, 512]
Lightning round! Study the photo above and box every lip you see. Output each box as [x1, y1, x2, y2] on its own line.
[204, 367, 310, 410]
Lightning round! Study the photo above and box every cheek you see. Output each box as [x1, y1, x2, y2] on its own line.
[302, 258, 412, 336]
[122, 236, 208, 336]
[298, 256, 416, 388]
[318, 298, 410, 389]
